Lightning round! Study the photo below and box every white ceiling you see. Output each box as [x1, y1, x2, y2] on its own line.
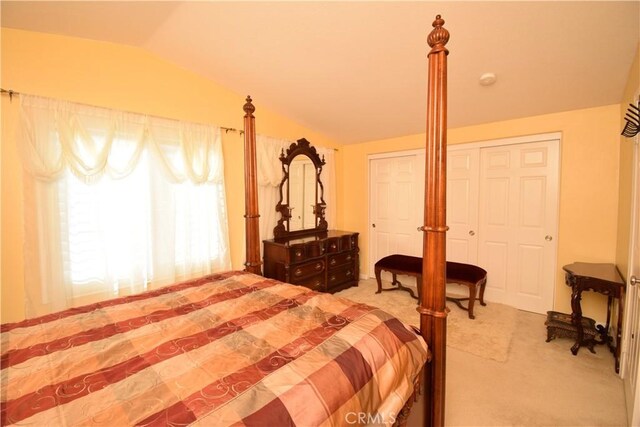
[2, 1, 639, 144]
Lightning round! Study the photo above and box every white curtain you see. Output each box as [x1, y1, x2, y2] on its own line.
[19, 95, 231, 316]
[256, 135, 337, 249]
[257, 135, 290, 243]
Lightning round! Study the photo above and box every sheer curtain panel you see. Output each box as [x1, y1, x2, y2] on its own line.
[257, 135, 291, 243]
[19, 95, 231, 317]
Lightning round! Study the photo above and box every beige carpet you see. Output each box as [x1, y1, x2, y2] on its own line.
[335, 278, 517, 362]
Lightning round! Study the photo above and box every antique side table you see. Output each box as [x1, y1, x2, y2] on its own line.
[562, 262, 625, 372]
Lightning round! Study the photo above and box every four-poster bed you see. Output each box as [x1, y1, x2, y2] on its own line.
[242, 15, 451, 426]
[1, 15, 449, 427]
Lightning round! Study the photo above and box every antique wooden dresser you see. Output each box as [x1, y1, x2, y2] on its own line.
[263, 230, 359, 293]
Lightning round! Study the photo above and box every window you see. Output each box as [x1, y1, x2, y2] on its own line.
[19, 95, 231, 316]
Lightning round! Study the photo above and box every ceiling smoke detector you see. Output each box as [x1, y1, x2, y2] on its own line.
[479, 73, 497, 86]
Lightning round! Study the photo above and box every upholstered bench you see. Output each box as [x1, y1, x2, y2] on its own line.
[374, 254, 487, 319]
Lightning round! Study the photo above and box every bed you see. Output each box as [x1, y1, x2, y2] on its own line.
[1, 15, 450, 427]
[1, 271, 426, 426]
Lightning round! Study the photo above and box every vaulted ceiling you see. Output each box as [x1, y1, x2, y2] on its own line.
[2, 1, 639, 143]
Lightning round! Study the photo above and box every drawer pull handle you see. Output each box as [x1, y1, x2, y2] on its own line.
[295, 251, 303, 257]
[330, 259, 337, 265]
[346, 255, 351, 261]
[294, 268, 303, 276]
[346, 270, 352, 276]
[330, 275, 336, 281]
[315, 263, 322, 270]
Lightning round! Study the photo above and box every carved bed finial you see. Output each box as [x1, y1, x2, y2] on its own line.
[427, 14, 450, 52]
[243, 96, 255, 116]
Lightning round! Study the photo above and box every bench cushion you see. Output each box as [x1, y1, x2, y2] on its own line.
[375, 254, 422, 274]
[375, 255, 487, 285]
[447, 261, 487, 284]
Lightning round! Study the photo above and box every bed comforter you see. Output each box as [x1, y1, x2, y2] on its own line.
[1, 271, 428, 426]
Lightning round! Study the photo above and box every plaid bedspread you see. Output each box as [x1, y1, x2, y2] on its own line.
[1, 271, 428, 426]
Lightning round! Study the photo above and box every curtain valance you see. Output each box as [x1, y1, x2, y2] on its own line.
[18, 95, 223, 184]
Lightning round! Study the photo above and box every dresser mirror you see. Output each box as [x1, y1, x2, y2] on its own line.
[274, 138, 327, 239]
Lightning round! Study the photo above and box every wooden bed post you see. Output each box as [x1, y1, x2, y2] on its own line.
[243, 96, 262, 275]
[419, 15, 450, 427]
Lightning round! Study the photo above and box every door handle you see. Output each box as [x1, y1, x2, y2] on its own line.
[631, 276, 638, 286]
[469, 230, 475, 236]
[372, 224, 376, 228]
[545, 235, 553, 241]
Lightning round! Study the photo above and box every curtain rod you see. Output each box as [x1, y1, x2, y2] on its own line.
[0, 87, 242, 134]
[2, 88, 341, 151]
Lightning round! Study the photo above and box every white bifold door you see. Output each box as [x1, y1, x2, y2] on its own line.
[447, 149, 480, 263]
[369, 152, 425, 277]
[368, 135, 560, 314]
[447, 136, 560, 314]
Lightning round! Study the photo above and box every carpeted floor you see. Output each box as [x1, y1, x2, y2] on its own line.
[337, 278, 628, 426]
[335, 278, 517, 362]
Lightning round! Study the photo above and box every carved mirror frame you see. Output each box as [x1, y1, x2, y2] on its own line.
[273, 138, 327, 239]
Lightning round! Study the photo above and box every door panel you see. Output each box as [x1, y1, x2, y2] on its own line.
[369, 155, 423, 277]
[517, 245, 543, 295]
[623, 135, 640, 426]
[446, 149, 479, 263]
[483, 241, 508, 293]
[478, 140, 559, 313]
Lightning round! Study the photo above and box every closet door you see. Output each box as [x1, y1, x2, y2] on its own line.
[446, 148, 479, 264]
[478, 140, 559, 313]
[369, 153, 424, 277]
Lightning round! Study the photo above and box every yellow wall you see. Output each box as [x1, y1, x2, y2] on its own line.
[0, 28, 340, 323]
[342, 104, 621, 319]
[616, 44, 640, 279]
[1, 27, 632, 325]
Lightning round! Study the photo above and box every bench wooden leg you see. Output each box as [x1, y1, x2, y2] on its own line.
[445, 280, 486, 319]
[375, 267, 383, 294]
[478, 279, 487, 306]
[374, 267, 419, 300]
[467, 284, 477, 319]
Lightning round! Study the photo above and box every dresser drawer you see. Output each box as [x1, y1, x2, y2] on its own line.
[290, 259, 325, 280]
[289, 244, 307, 262]
[328, 251, 356, 269]
[304, 240, 325, 258]
[293, 273, 325, 292]
[340, 234, 358, 251]
[288, 241, 325, 262]
[327, 265, 356, 287]
[326, 237, 341, 253]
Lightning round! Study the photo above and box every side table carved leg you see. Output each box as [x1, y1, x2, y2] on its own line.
[570, 282, 583, 356]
